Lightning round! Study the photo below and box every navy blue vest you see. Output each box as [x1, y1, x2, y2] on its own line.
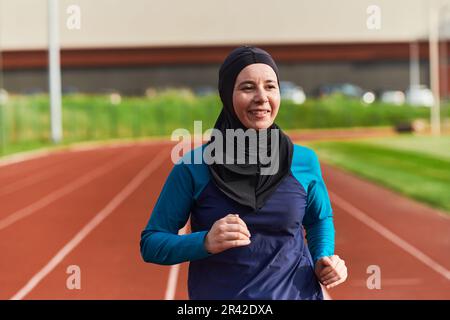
[189, 173, 322, 299]
[140, 144, 334, 300]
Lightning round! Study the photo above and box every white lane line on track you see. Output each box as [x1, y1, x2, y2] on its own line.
[10, 149, 168, 300]
[0, 167, 68, 197]
[0, 150, 140, 231]
[165, 264, 181, 300]
[321, 285, 333, 300]
[165, 225, 188, 300]
[0, 139, 174, 169]
[0, 156, 68, 181]
[329, 191, 450, 281]
[0, 153, 113, 197]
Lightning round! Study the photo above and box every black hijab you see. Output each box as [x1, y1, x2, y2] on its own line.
[207, 46, 294, 211]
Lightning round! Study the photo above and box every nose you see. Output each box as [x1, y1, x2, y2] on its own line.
[253, 86, 269, 104]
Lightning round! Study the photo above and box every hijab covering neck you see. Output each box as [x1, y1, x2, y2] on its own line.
[207, 46, 294, 211]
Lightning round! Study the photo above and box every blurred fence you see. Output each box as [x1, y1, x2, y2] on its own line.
[0, 91, 448, 156]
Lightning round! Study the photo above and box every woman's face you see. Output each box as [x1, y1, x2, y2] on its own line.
[232, 63, 280, 130]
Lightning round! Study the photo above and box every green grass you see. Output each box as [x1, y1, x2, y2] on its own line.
[0, 91, 449, 158]
[305, 135, 450, 213]
[360, 135, 450, 160]
[0, 92, 222, 157]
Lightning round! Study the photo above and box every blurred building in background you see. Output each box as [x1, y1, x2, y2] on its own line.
[0, 0, 449, 96]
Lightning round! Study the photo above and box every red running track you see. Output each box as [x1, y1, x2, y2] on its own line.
[0, 141, 448, 300]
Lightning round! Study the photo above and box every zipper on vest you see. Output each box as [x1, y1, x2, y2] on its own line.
[255, 162, 261, 212]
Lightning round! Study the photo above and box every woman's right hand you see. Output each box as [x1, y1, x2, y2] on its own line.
[204, 214, 251, 254]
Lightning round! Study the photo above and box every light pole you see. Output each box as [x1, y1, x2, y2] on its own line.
[48, 0, 63, 143]
[429, 5, 441, 136]
[410, 42, 421, 90]
[428, 1, 450, 136]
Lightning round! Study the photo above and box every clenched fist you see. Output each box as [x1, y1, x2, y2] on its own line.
[315, 255, 348, 289]
[204, 214, 251, 254]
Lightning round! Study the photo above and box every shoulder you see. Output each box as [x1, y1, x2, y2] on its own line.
[172, 144, 211, 198]
[291, 143, 320, 171]
[290, 144, 323, 192]
[176, 144, 210, 169]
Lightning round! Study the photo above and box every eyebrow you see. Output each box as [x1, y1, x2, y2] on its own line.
[238, 80, 277, 86]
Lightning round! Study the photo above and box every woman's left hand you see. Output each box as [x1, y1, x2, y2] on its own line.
[314, 255, 348, 289]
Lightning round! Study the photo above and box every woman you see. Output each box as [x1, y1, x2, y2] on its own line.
[140, 46, 347, 300]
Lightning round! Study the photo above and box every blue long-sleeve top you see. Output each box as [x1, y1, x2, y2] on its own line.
[140, 143, 334, 300]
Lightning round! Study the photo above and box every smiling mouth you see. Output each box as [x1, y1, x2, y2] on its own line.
[248, 110, 271, 118]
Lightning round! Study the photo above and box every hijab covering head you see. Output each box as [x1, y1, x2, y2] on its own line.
[207, 46, 294, 211]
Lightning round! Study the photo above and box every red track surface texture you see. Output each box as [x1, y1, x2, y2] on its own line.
[0, 141, 448, 300]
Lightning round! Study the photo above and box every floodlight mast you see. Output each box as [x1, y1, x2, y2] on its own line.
[48, 0, 63, 143]
[428, 3, 449, 137]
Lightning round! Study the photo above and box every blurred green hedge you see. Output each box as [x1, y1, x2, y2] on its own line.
[0, 91, 448, 156]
